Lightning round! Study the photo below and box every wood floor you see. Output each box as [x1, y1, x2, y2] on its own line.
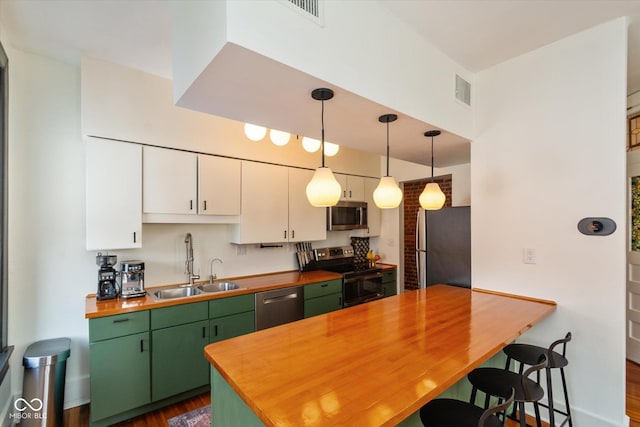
[62, 362, 640, 427]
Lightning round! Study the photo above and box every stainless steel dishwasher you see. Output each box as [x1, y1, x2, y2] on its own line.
[255, 286, 304, 330]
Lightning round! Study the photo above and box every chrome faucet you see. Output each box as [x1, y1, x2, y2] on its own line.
[184, 233, 199, 285]
[209, 258, 223, 284]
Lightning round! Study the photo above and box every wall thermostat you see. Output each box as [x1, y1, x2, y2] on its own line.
[577, 217, 616, 236]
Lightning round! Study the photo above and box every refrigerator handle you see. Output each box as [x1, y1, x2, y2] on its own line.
[416, 209, 423, 289]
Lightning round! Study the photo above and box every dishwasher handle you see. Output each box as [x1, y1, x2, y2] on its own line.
[262, 292, 299, 305]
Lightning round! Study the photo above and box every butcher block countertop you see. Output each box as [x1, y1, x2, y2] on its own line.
[204, 284, 556, 427]
[85, 269, 350, 319]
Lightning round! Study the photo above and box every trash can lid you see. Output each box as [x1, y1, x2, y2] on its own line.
[23, 338, 71, 368]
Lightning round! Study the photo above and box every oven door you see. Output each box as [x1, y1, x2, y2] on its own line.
[343, 271, 384, 308]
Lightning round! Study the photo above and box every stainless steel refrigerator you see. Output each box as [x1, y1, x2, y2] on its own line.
[415, 206, 471, 288]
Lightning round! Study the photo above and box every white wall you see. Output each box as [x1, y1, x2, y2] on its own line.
[473, 19, 627, 426]
[7, 48, 93, 408]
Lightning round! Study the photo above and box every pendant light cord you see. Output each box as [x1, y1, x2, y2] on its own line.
[430, 136, 434, 183]
[385, 121, 390, 177]
[321, 99, 325, 168]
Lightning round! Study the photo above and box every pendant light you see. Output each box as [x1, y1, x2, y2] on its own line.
[270, 129, 291, 146]
[302, 136, 321, 153]
[324, 141, 340, 157]
[244, 123, 267, 141]
[373, 114, 403, 209]
[305, 88, 342, 207]
[419, 130, 446, 210]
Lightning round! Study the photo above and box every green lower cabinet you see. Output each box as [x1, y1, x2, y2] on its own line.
[382, 270, 397, 297]
[304, 293, 343, 318]
[90, 331, 151, 422]
[151, 319, 210, 401]
[210, 311, 255, 343]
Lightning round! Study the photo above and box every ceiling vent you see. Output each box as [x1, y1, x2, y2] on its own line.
[287, 0, 320, 18]
[455, 74, 471, 106]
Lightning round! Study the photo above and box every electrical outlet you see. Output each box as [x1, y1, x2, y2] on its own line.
[523, 248, 537, 264]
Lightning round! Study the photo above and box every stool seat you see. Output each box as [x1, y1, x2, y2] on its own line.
[504, 343, 568, 369]
[468, 368, 544, 403]
[419, 399, 503, 427]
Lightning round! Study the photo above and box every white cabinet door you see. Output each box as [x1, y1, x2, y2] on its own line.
[198, 155, 241, 216]
[231, 162, 288, 244]
[364, 177, 381, 236]
[86, 138, 142, 250]
[288, 168, 326, 242]
[336, 174, 365, 201]
[143, 146, 197, 215]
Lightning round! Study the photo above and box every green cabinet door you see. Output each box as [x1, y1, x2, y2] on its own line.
[89, 331, 151, 422]
[151, 320, 210, 401]
[382, 270, 397, 297]
[210, 311, 255, 343]
[304, 293, 343, 318]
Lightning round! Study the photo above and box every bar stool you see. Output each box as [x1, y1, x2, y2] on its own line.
[504, 332, 572, 427]
[419, 388, 515, 427]
[468, 355, 548, 427]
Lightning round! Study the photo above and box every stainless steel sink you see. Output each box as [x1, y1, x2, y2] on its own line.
[198, 281, 241, 293]
[151, 286, 202, 300]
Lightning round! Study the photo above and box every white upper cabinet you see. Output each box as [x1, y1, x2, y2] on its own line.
[142, 146, 241, 223]
[198, 155, 241, 216]
[231, 162, 288, 244]
[363, 177, 381, 236]
[288, 168, 326, 242]
[231, 163, 326, 244]
[336, 174, 365, 201]
[86, 138, 142, 250]
[143, 146, 197, 215]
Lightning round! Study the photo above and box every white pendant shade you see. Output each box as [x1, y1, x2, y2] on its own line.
[419, 182, 446, 210]
[324, 142, 340, 157]
[373, 176, 403, 209]
[302, 137, 321, 153]
[270, 129, 290, 146]
[306, 167, 342, 207]
[244, 123, 267, 141]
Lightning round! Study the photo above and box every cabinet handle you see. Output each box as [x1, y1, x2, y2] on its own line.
[339, 296, 342, 306]
[113, 318, 129, 323]
[203, 200, 207, 211]
[190, 200, 193, 210]
[202, 327, 206, 338]
[321, 284, 328, 287]
[291, 230, 295, 239]
[349, 190, 352, 198]
[343, 190, 347, 198]
[133, 232, 136, 243]
[214, 325, 218, 337]
[284, 230, 287, 239]
[140, 339, 144, 352]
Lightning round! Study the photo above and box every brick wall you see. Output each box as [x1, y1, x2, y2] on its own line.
[403, 176, 452, 290]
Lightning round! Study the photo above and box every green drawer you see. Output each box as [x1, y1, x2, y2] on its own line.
[209, 294, 255, 318]
[151, 301, 208, 330]
[304, 279, 342, 300]
[89, 311, 149, 342]
[382, 270, 397, 283]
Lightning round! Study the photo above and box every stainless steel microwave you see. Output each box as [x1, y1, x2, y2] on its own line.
[327, 201, 368, 231]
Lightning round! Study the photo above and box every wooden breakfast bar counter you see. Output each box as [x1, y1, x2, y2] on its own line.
[204, 284, 556, 426]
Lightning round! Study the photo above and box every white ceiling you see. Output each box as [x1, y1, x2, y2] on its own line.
[2, 0, 639, 167]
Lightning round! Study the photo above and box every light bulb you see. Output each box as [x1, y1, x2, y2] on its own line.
[419, 182, 445, 210]
[244, 123, 266, 141]
[324, 142, 340, 157]
[302, 137, 321, 153]
[373, 176, 403, 209]
[306, 167, 342, 207]
[270, 129, 290, 146]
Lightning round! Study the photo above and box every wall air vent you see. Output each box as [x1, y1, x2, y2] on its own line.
[455, 74, 471, 106]
[287, 0, 319, 18]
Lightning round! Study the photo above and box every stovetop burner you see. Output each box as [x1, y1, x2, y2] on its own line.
[307, 246, 381, 277]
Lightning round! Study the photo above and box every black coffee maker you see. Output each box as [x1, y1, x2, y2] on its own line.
[96, 252, 118, 300]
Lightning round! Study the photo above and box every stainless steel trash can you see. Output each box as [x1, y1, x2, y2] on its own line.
[21, 338, 71, 427]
